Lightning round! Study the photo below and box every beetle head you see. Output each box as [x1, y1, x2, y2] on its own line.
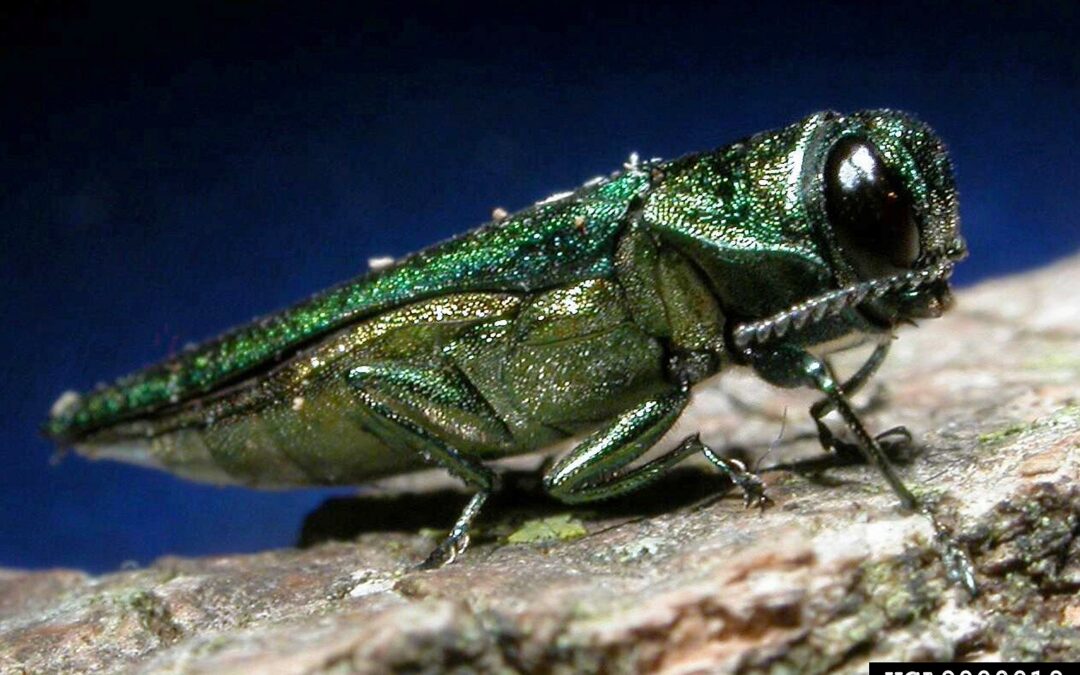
[807, 110, 966, 327]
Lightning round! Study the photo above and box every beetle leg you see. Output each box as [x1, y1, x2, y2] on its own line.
[699, 440, 771, 509]
[543, 387, 768, 507]
[797, 352, 978, 594]
[810, 340, 891, 419]
[809, 340, 914, 462]
[800, 354, 918, 509]
[346, 364, 509, 569]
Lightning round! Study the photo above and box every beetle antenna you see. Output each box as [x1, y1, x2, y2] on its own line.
[732, 258, 954, 349]
[755, 406, 787, 472]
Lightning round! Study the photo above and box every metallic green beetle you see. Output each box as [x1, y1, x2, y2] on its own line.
[47, 110, 973, 587]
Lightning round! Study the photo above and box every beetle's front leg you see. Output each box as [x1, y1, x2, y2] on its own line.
[809, 340, 914, 463]
[801, 353, 919, 509]
[749, 345, 977, 594]
[543, 387, 769, 508]
[347, 364, 511, 569]
[804, 353, 977, 593]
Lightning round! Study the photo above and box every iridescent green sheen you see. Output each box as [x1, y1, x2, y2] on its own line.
[46, 110, 971, 585]
[46, 106, 964, 475]
[49, 171, 650, 438]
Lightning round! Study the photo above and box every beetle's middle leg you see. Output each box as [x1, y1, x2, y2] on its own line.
[346, 363, 513, 569]
[543, 387, 769, 508]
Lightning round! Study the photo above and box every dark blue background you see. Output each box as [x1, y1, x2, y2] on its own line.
[2, 2, 1076, 572]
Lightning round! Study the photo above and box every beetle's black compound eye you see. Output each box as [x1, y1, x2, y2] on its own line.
[824, 136, 920, 274]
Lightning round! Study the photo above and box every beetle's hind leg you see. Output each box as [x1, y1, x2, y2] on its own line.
[346, 364, 513, 569]
[542, 387, 769, 509]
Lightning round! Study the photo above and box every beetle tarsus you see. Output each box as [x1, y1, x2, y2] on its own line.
[826, 425, 916, 465]
[700, 446, 771, 510]
[418, 534, 467, 570]
[416, 490, 488, 570]
[935, 524, 979, 597]
[923, 504, 978, 596]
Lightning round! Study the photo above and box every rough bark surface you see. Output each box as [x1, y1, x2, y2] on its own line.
[3, 255, 1079, 674]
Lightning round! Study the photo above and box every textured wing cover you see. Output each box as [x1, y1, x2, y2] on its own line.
[49, 170, 649, 439]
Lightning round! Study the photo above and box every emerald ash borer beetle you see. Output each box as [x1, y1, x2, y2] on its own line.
[47, 110, 976, 591]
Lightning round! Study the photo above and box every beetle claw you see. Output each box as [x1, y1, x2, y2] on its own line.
[416, 533, 469, 571]
[740, 478, 772, 511]
[731, 471, 771, 511]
